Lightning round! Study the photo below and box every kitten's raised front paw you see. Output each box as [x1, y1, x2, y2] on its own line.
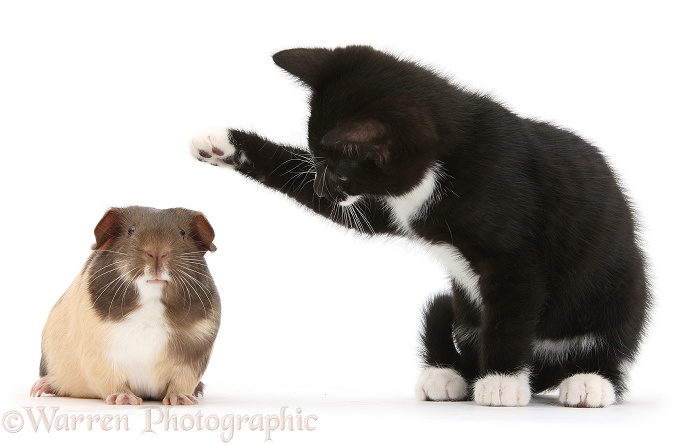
[415, 366, 468, 401]
[30, 377, 56, 397]
[558, 373, 616, 408]
[474, 371, 531, 406]
[106, 393, 143, 405]
[163, 393, 198, 406]
[190, 129, 248, 168]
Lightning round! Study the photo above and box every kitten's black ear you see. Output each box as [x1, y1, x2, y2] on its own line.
[321, 119, 391, 166]
[273, 48, 332, 88]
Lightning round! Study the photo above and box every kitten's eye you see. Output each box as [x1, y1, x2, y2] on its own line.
[337, 173, 348, 182]
[179, 228, 186, 239]
[127, 226, 136, 237]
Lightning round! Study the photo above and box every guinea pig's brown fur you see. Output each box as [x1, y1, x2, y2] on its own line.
[31, 206, 221, 405]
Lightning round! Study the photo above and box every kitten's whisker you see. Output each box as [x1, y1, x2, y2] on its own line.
[352, 202, 374, 234]
[284, 166, 316, 192]
[269, 155, 314, 178]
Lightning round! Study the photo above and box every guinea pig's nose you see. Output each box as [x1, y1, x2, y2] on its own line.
[145, 249, 169, 261]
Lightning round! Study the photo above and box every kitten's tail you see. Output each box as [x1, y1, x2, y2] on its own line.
[419, 293, 462, 370]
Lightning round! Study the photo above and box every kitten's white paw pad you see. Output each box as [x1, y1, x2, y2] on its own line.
[163, 393, 198, 406]
[190, 129, 242, 168]
[415, 367, 468, 401]
[558, 373, 616, 408]
[106, 393, 143, 405]
[474, 372, 531, 406]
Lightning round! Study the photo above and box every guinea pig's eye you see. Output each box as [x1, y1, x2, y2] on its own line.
[179, 228, 186, 239]
[127, 226, 136, 237]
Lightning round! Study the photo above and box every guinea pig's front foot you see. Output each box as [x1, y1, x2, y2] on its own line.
[30, 377, 56, 397]
[193, 381, 205, 397]
[163, 393, 198, 406]
[105, 393, 144, 405]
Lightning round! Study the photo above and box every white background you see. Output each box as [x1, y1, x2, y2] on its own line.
[0, 1, 686, 443]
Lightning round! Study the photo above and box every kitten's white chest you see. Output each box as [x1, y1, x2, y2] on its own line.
[385, 165, 482, 306]
[107, 279, 170, 398]
[385, 166, 440, 234]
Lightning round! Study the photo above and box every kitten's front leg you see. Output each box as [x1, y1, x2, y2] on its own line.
[473, 262, 544, 407]
[191, 129, 327, 205]
[190, 128, 393, 234]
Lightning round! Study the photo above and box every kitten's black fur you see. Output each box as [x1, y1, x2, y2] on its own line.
[194, 46, 649, 405]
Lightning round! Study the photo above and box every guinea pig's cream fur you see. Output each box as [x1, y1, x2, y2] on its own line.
[31, 206, 221, 405]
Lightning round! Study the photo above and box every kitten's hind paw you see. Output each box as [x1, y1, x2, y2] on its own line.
[190, 129, 248, 168]
[558, 373, 616, 408]
[415, 366, 468, 401]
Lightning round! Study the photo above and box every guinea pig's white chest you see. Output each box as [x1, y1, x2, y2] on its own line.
[107, 281, 170, 398]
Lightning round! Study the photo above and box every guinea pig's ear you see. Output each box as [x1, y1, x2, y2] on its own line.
[92, 208, 122, 251]
[191, 214, 217, 253]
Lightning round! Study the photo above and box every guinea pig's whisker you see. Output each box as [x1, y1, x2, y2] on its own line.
[118, 275, 136, 318]
[96, 250, 131, 256]
[176, 270, 214, 311]
[177, 269, 213, 298]
[175, 272, 207, 318]
[174, 273, 193, 317]
[93, 275, 125, 305]
[178, 259, 208, 267]
[179, 253, 208, 259]
[95, 266, 138, 308]
[178, 266, 211, 276]
[180, 251, 207, 256]
[183, 279, 196, 313]
[89, 260, 128, 282]
[106, 274, 130, 316]
[110, 268, 139, 316]
[178, 264, 213, 280]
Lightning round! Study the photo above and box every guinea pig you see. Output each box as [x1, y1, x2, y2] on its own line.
[30, 206, 221, 405]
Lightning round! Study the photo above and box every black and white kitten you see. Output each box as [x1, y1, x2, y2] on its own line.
[191, 46, 649, 407]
